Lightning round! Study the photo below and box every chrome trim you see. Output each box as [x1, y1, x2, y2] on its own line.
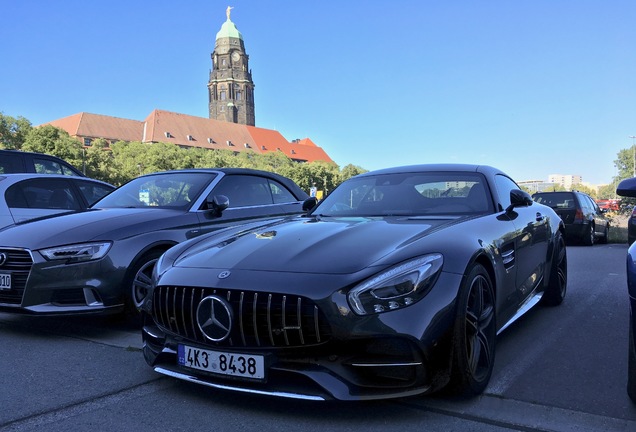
[498, 291, 544, 335]
[350, 361, 423, 367]
[154, 367, 326, 401]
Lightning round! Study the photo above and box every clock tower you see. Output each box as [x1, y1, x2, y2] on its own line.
[208, 7, 255, 126]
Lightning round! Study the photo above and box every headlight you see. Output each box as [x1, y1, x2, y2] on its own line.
[39, 242, 112, 263]
[348, 254, 443, 315]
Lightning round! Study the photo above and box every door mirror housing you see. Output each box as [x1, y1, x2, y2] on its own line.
[506, 189, 533, 213]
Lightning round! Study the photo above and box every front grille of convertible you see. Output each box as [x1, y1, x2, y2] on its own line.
[152, 286, 332, 348]
[0, 248, 33, 305]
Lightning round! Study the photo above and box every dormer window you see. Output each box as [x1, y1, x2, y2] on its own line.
[227, 140, 234, 146]
[207, 138, 215, 144]
[187, 135, 194, 141]
[165, 132, 173, 138]
[244, 143, 251, 148]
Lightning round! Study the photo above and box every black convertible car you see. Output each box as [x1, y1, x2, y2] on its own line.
[141, 164, 567, 400]
[0, 168, 308, 318]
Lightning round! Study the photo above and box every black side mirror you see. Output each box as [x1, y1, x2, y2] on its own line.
[617, 177, 636, 198]
[506, 189, 533, 213]
[302, 197, 318, 212]
[207, 194, 229, 216]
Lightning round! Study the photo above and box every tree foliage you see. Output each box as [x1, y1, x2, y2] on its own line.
[5, 120, 365, 193]
[0, 112, 32, 150]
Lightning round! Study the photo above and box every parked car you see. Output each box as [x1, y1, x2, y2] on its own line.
[615, 177, 636, 403]
[627, 208, 636, 245]
[0, 149, 84, 176]
[141, 164, 567, 400]
[596, 199, 620, 212]
[0, 174, 114, 230]
[0, 168, 309, 318]
[532, 190, 609, 245]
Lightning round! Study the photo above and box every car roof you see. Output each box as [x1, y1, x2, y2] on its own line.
[355, 164, 504, 177]
[0, 173, 113, 186]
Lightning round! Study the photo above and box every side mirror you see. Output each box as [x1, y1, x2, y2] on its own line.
[506, 189, 533, 213]
[207, 194, 229, 216]
[617, 177, 636, 198]
[302, 197, 318, 212]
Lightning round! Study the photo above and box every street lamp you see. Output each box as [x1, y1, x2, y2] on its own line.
[631, 136, 636, 177]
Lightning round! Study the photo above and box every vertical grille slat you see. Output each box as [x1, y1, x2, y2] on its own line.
[252, 293, 260, 347]
[297, 298, 304, 345]
[152, 286, 331, 348]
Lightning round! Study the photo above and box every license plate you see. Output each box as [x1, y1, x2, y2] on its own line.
[178, 344, 265, 380]
[0, 273, 10, 290]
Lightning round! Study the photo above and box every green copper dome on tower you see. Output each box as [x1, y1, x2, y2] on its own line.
[216, 6, 243, 40]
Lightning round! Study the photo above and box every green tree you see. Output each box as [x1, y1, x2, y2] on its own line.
[0, 113, 32, 150]
[22, 125, 84, 170]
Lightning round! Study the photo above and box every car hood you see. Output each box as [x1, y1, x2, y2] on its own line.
[172, 216, 462, 274]
[0, 208, 191, 248]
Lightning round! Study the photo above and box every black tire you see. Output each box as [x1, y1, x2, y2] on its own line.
[598, 225, 609, 244]
[448, 263, 496, 396]
[582, 223, 594, 246]
[628, 315, 636, 403]
[542, 231, 567, 306]
[125, 250, 163, 318]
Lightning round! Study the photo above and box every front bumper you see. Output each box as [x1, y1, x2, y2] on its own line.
[0, 246, 125, 315]
[141, 271, 463, 401]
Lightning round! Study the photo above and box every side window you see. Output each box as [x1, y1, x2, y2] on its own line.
[34, 158, 64, 175]
[33, 157, 79, 176]
[5, 179, 82, 210]
[211, 175, 274, 208]
[77, 181, 114, 206]
[494, 174, 520, 211]
[268, 180, 297, 204]
[0, 154, 22, 174]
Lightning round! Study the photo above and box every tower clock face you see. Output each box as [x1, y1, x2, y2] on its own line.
[231, 52, 240, 62]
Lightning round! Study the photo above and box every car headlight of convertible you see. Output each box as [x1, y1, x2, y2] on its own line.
[348, 254, 443, 315]
[39, 242, 112, 263]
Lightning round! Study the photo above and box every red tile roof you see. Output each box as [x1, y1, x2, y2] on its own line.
[44, 110, 333, 164]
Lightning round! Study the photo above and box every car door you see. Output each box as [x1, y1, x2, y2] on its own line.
[195, 174, 304, 236]
[495, 175, 550, 310]
[583, 194, 608, 236]
[4, 178, 83, 226]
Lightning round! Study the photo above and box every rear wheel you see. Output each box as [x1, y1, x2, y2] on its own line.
[448, 263, 496, 396]
[542, 231, 567, 306]
[598, 225, 609, 244]
[582, 223, 594, 246]
[629, 316, 636, 403]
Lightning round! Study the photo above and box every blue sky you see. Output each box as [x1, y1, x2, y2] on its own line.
[1, 0, 635, 185]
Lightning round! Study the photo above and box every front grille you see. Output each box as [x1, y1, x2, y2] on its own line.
[0, 248, 33, 305]
[152, 286, 332, 348]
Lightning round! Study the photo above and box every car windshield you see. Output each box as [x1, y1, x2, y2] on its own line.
[313, 172, 493, 217]
[533, 193, 575, 210]
[94, 172, 215, 209]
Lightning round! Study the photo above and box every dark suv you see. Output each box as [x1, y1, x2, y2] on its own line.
[532, 190, 609, 245]
[0, 149, 84, 176]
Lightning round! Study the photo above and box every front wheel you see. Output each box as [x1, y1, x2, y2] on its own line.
[125, 250, 164, 318]
[448, 263, 496, 396]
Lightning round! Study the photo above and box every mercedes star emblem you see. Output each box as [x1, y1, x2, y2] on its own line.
[196, 295, 233, 342]
[0, 252, 7, 267]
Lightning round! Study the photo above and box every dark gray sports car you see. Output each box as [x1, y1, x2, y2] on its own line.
[615, 177, 636, 403]
[141, 164, 567, 400]
[0, 168, 308, 317]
